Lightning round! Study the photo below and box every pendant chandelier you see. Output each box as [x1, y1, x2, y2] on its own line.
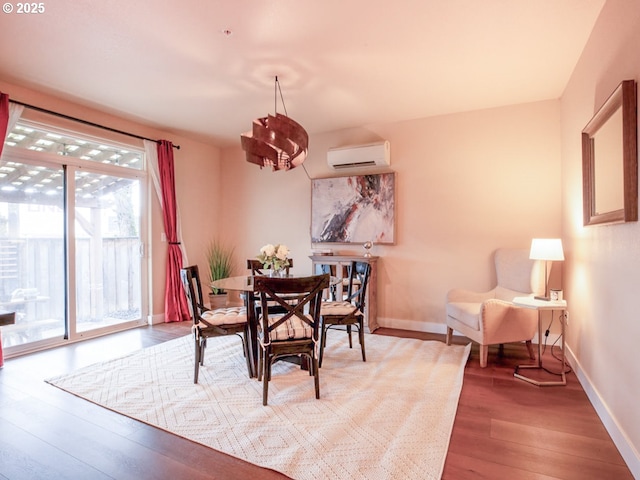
[241, 76, 308, 171]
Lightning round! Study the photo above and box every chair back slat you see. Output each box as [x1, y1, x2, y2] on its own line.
[344, 261, 371, 312]
[254, 274, 329, 339]
[180, 265, 208, 325]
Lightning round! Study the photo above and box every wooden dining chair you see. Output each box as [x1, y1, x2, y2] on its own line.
[247, 258, 296, 315]
[319, 261, 371, 367]
[314, 262, 359, 301]
[180, 265, 251, 383]
[253, 274, 329, 406]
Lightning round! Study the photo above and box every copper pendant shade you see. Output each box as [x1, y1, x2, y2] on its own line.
[241, 77, 308, 171]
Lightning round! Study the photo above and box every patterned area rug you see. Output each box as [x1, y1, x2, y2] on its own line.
[47, 331, 470, 480]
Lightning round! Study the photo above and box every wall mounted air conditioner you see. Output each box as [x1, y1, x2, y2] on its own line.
[327, 140, 390, 169]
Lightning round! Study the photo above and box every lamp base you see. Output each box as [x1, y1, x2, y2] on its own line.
[534, 295, 551, 301]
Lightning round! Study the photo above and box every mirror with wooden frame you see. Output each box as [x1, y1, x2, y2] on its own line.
[582, 79, 637, 226]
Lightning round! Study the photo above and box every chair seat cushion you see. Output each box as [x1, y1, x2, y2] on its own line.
[263, 314, 313, 341]
[446, 302, 481, 331]
[321, 300, 358, 317]
[201, 307, 247, 326]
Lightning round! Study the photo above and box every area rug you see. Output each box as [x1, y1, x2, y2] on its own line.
[46, 331, 471, 480]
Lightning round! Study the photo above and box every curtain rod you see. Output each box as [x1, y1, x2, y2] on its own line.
[10, 100, 180, 150]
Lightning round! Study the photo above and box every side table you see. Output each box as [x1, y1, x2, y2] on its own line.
[512, 297, 568, 386]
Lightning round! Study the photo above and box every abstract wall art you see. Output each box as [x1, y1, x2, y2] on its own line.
[311, 172, 395, 244]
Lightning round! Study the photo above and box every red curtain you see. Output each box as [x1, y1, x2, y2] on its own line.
[0, 92, 7, 365]
[157, 140, 190, 322]
[0, 92, 9, 159]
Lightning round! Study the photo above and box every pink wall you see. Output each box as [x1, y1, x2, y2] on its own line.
[221, 99, 562, 332]
[560, 0, 640, 474]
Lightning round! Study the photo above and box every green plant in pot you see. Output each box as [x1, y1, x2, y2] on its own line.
[206, 240, 234, 309]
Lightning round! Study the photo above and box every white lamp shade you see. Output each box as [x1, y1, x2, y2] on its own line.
[529, 238, 564, 261]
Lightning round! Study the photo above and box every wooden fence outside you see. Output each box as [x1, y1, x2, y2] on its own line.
[0, 237, 141, 344]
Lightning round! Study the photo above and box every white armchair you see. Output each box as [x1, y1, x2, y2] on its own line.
[445, 248, 545, 368]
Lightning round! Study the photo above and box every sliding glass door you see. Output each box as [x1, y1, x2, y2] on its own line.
[73, 170, 143, 335]
[1, 120, 148, 354]
[0, 160, 66, 347]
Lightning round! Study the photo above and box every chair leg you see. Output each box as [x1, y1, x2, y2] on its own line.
[525, 340, 536, 360]
[319, 324, 328, 367]
[307, 353, 314, 376]
[347, 325, 353, 348]
[242, 330, 252, 378]
[194, 337, 201, 384]
[479, 344, 489, 368]
[263, 355, 270, 406]
[446, 327, 453, 345]
[237, 332, 247, 357]
[312, 354, 320, 399]
[359, 320, 366, 362]
[200, 338, 207, 365]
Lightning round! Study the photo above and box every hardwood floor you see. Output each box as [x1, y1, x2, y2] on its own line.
[0, 323, 632, 479]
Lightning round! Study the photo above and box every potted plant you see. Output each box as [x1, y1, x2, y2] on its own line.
[206, 239, 234, 309]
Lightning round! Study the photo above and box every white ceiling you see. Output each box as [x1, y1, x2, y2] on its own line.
[0, 0, 605, 148]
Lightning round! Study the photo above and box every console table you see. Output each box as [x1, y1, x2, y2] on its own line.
[309, 255, 379, 332]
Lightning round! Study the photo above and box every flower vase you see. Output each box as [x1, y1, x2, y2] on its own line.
[269, 266, 285, 277]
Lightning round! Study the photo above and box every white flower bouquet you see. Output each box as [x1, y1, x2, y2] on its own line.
[257, 243, 290, 271]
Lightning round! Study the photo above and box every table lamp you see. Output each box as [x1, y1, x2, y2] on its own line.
[529, 238, 564, 301]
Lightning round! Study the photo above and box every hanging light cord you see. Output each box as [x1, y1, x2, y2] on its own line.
[275, 76, 288, 117]
[273, 76, 311, 179]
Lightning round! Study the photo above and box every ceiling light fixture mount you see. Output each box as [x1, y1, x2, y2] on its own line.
[240, 76, 308, 171]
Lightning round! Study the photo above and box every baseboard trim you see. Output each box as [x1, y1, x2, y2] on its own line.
[564, 345, 640, 478]
[376, 317, 562, 345]
[148, 313, 165, 325]
[377, 317, 448, 334]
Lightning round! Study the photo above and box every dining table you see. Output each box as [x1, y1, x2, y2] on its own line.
[211, 274, 338, 378]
